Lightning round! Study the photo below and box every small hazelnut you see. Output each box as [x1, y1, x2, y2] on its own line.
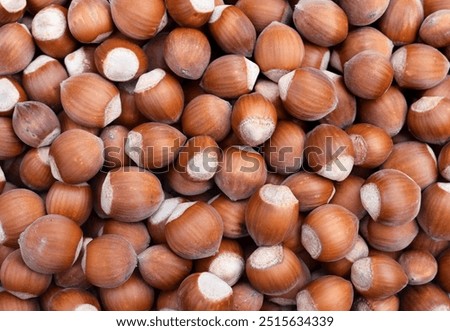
[351, 255, 408, 300]
[177, 272, 233, 311]
[49, 129, 104, 184]
[19, 214, 83, 274]
[109, 0, 167, 40]
[82, 233, 137, 288]
[138, 244, 192, 291]
[296, 275, 354, 311]
[67, 0, 113, 44]
[208, 5, 256, 57]
[165, 201, 223, 259]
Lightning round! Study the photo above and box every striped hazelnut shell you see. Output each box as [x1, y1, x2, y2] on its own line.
[82, 233, 137, 288]
[60, 73, 122, 128]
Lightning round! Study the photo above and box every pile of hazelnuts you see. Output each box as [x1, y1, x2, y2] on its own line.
[0, 0, 449, 311]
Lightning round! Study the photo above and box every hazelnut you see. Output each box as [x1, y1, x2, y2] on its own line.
[214, 146, 267, 201]
[323, 235, 369, 278]
[279, 68, 337, 121]
[301, 204, 359, 262]
[181, 94, 232, 142]
[57, 111, 100, 136]
[31, 4, 77, 59]
[94, 37, 148, 82]
[335, 27, 394, 70]
[113, 81, 147, 129]
[360, 216, 419, 252]
[423, 75, 450, 99]
[19, 214, 83, 274]
[246, 245, 310, 296]
[49, 129, 104, 184]
[438, 141, 450, 181]
[19, 147, 55, 192]
[400, 283, 450, 311]
[46, 181, 93, 226]
[351, 255, 408, 300]
[293, 0, 348, 47]
[0, 189, 46, 248]
[343, 51, 394, 100]
[245, 184, 298, 246]
[100, 125, 131, 170]
[346, 123, 393, 168]
[96, 166, 164, 223]
[407, 96, 450, 145]
[329, 175, 366, 219]
[254, 22, 304, 82]
[296, 275, 354, 311]
[208, 5, 256, 57]
[165, 0, 215, 28]
[231, 92, 277, 147]
[419, 10, 450, 48]
[301, 41, 330, 70]
[0, 291, 40, 311]
[0, 23, 35, 75]
[417, 182, 450, 240]
[200, 54, 260, 99]
[282, 172, 335, 212]
[353, 295, 400, 311]
[304, 124, 355, 182]
[0, 0, 26, 24]
[165, 165, 215, 197]
[164, 27, 211, 80]
[437, 248, 450, 292]
[98, 272, 155, 311]
[165, 201, 223, 259]
[263, 120, 306, 174]
[142, 32, 170, 72]
[101, 220, 150, 255]
[360, 169, 421, 226]
[46, 288, 101, 311]
[138, 244, 192, 291]
[27, 0, 67, 15]
[54, 245, 90, 289]
[82, 233, 137, 288]
[231, 282, 264, 311]
[378, 0, 424, 46]
[134, 69, 184, 123]
[67, 0, 113, 44]
[254, 78, 291, 120]
[235, 0, 292, 33]
[391, 43, 449, 90]
[358, 85, 408, 137]
[175, 135, 220, 183]
[22, 55, 68, 110]
[60, 73, 122, 128]
[423, 0, 450, 16]
[177, 272, 233, 311]
[398, 250, 438, 285]
[12, 101, 61, 148]
[109, 0, 167, 40]
[0, 249, 52, 299]
[339, 0, 389, 26]
[0, 76, 27, 117]
[155, 290, 179, 311]
[381, 141, 438, 189]
[409, 229, 449, 257]
[125, 122, 186, 170]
